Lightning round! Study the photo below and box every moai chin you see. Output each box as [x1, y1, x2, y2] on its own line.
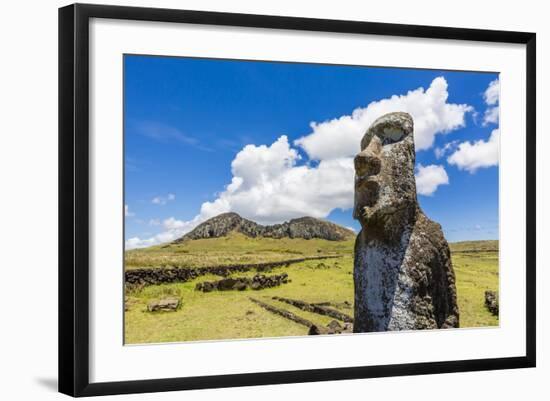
[353, 112, 459, 332]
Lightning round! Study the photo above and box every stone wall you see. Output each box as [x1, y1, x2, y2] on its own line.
[125, 255, 340, 286]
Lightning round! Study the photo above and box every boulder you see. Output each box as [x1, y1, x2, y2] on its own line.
[234, 281, 248, 291]
[195, 281, 215, 292]
[327, 320, 342, 331]
[147, 298, 180, 312]
[484, 290, 499, 316]
[217, 278, 237, 291]
[308, 324, 332, 335]
[308, 320, 353, 335]
[250, 281, 262, 290]
[342, 322, 354, 333]
[353, 112, 459, 332]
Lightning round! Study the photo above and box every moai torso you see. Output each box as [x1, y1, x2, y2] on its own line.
[353, 112, 459, 332]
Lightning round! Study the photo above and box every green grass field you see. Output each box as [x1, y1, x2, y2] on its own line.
[124, 235, 498, 344]
[124, 234, 352, 269]
[450, 240, 500, 327]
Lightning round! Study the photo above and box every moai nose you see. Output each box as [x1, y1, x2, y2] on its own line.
[354, 150, 381, 176]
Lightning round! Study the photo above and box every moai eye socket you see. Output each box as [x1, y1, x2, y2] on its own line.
[380, 127, 405, 144]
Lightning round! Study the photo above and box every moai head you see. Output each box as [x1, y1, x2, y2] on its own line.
[353, 112, 418, 241]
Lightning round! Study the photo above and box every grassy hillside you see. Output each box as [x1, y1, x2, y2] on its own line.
[450, 240, 499, 327]
[124, 236, 498, 344]
[125, 233, 354, 269]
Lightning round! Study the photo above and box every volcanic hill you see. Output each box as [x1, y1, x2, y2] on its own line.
[173, 212, 355, 243]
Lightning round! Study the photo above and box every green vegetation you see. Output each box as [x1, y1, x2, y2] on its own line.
[124, 236, 498, 344]
[449, 240, 499, 253]
[125, 233, 353, 270]
[450, 240, 499, 328]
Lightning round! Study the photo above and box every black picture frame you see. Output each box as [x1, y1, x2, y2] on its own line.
[59, 3, 536, 397]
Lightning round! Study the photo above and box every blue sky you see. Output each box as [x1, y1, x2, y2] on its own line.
[124, 55, 499, 248]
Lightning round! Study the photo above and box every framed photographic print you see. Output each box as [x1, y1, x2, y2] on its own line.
[58, 3, 536, 397]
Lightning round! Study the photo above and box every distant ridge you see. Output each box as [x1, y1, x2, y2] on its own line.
[173, 212, 355, 243]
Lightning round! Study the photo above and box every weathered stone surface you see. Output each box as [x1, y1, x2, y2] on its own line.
[195, 273, 289, 292]
[125, 255, 339, 287]
[272, 296, 354, 323]
[327, 320, 342, 331]
[234, 281, 248, 291]
[308, 320, 353, 335]
[353, 112, 459, 332]
[308, 325, 329, 335]
[147, 298, 180, 312]
[484, 290, 499, 316]
[249, 298, 353, 336]
[217, 277, 238, 291]
[200, 282, 214, 293]
[250, 281, 262, 290]
[250, 297, 314, 328]
[173, 212, 354, 242]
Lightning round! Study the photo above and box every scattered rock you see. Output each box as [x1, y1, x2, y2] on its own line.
[250, 281, 262, 291]
[249, 298, 352, 336]
[125, 256, 339, 287]
[342, 322, 353, 332]
[217, 277, 237, 291]
[327, 320, 342, 331]
[272, 296, 354, 323]
[308, 320, 353, 335]
[353, 112, 459, 332]
[484, 290, 499, 316]
[234, 281, 248, 291]
[147, 298, 180, 312]
[201, 282, 214, 293]
[250, 297, 314, 328]
[308, 325, 328, 335]
[195, 273, 289, 292]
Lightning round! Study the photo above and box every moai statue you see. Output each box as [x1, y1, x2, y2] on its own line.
[353, 112, 459, 332]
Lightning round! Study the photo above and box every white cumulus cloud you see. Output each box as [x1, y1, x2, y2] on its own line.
[415, 164, 449, 196]
[294, 77, 472, 160]
[198, 135, 355, 224]
[127, 78, 470, 249]
[484, 79, 500, 105]
[126, 216, 202, 249]
[124, 204, 134, 217]
[152, 193, 176, 205]
[483, 78, 500, 126]
[483, 106, 499, 125]
[125, 136, 355, 249]
[447, 129, 499, 173]
[434, 140, 459, 159]
[125, 237, 155, 249]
